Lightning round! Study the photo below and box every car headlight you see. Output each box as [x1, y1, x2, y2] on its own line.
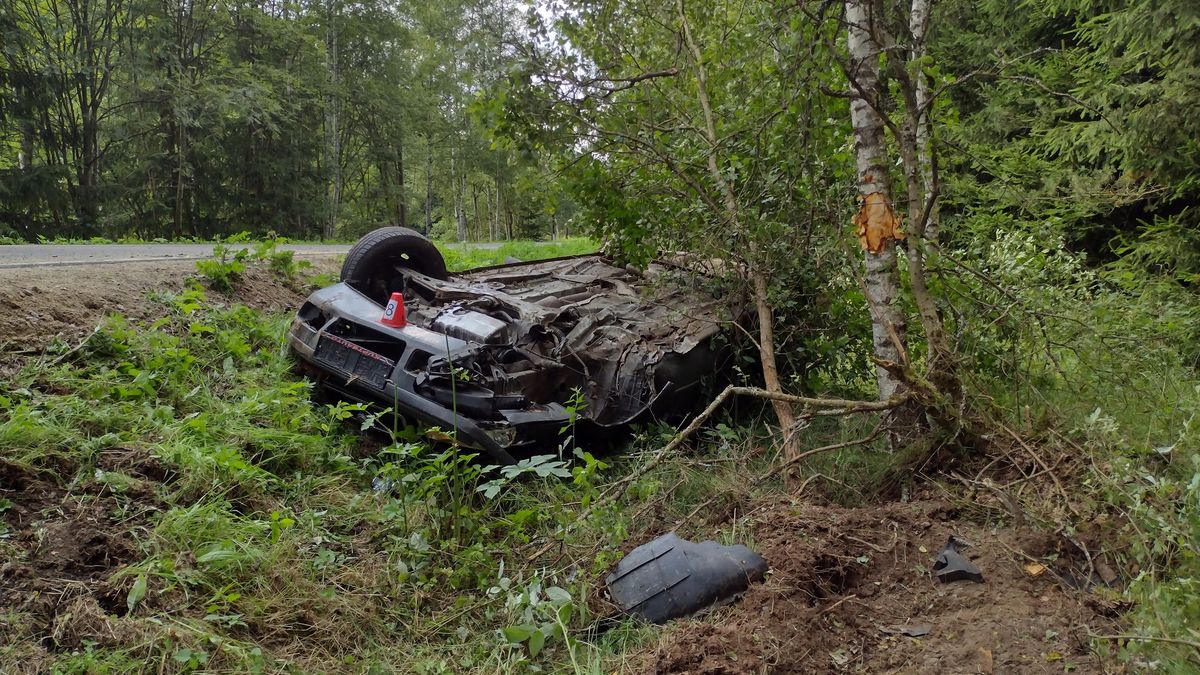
[485, 426, 517, 448]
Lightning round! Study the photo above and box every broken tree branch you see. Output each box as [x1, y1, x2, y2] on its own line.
[525, 385, 911, 562]
[997, 421, 1081, 520]
[1087, 633, 1200, 652]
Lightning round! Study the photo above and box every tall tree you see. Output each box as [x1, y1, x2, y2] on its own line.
[2, 0, 130, 232]
[840, 0, 960, 422]
[0, 0, 542, 241]
[323, 0, 341, 239]
[845, 0, 908, 401]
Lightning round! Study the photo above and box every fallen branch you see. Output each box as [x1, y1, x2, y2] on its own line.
[1088, 633, 1200, 652]
[997, 422, 1081, 520]
[770, 422, 885, 476]
[525, 385, 909, 562]
[815, 593, 858, 617]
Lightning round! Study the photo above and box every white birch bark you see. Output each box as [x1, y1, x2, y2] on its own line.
[847, 0, 907, 400]
[909, 0, 939, 242]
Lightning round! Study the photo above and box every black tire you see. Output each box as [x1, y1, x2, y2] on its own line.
[340, 226, 448, 303]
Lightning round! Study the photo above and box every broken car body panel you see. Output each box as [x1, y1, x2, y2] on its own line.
[606, 532, 769, 623]
[288, 251, 736, 463]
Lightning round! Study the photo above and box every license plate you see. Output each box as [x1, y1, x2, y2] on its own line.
[314, 334, 394, 389]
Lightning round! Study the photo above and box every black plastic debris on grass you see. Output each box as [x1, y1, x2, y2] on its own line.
[605, 532, 769, 623]
[932, 536, 984, 583]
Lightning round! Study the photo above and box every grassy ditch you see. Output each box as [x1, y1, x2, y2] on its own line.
[1, 236, 1198, 672]
[0, 238, 674, 674]
[0, 285, 662, 673]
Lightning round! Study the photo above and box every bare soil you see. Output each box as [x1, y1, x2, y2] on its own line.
[624, 496, 1125, 674]
[0, 454, 159, 668]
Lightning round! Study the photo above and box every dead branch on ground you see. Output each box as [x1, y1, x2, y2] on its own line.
[525, 384, 910, 562]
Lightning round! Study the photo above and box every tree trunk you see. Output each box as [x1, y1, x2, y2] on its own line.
[846, 0, 908, 401]
[19, 117, 33, 172]
[12, 76, 34, 181]
[424, 137, 433, 235]
[396, 139, 406, 228]
[77, 112, 100, 227]
[471, 185, 481, 240]
[677, 0, 800, 459]
[492, 180, 500, 241]
[174, 122, 187, 236]
[454, 170, 467, 242]
[482, 184, 492, 241]
[909, 0, 939, 243]
[323, 0, 341, 240]
[888, 0, 957, 402]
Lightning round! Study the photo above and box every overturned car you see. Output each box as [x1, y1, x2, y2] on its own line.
[288, 227, 737, 463]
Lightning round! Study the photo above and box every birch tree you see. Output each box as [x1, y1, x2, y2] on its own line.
[843, 0, 960, 418]
[845, 0, 908, 401]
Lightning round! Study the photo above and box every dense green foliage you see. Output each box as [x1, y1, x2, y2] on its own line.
[487, 0, 1200, 667]
[0, 0, 571, 242]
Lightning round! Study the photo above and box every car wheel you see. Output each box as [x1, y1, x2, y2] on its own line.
[341, 226, 449, 303]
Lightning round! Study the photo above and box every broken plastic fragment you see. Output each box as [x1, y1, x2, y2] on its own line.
[1023, 562, 1047, 578]
[932, 536, 984, 583]
[605, 532, 768, 623]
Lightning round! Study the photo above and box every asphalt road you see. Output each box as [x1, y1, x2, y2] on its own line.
[0, 241, 508, 269]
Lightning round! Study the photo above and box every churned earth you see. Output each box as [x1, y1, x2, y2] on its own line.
[0, 258, 339, 375]
[627, 494, 1125, 674]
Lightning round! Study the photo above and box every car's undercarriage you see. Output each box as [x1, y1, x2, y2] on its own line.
[288, 228, 738, 463]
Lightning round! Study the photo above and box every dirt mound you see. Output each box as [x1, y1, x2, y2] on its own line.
[641, 498, 1123, 674]
[0, 258, 337, 372]
[0, 456, 159, 657]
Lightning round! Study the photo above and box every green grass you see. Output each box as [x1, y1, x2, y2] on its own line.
[438, 238, 597, 272]
[0, 280, 716, 674]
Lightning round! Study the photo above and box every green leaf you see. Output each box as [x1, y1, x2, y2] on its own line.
[527, 628, 545, 657]
[556, 602, 573, 625]
[544, 586, 571, 604]
[503, 623, 536, 643]
[126, 574, 148, 614]
[197, 546, 238, 564]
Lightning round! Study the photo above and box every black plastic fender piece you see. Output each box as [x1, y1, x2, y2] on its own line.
[932, 536, 984, 583]
[605, 532, 769, 624]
